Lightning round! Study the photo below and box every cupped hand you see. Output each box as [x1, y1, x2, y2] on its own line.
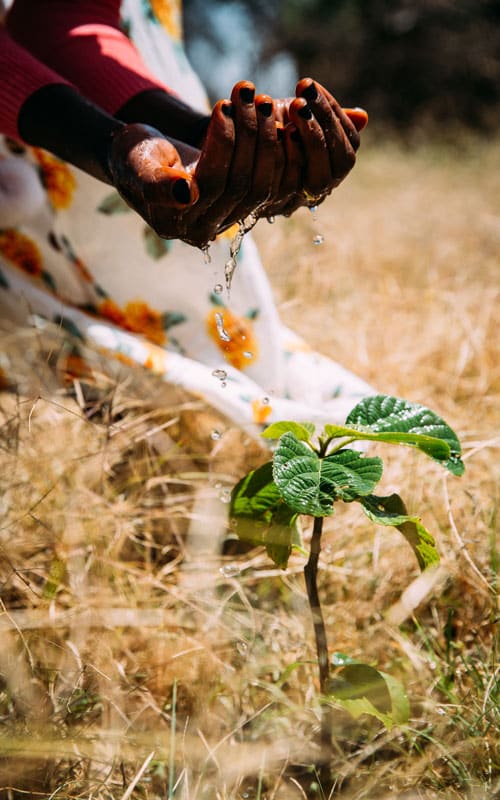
[262, 79, 368, 218]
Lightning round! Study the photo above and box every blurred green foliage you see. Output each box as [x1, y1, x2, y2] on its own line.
[184, 0, 500, 131]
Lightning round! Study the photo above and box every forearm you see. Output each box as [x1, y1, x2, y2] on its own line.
[18, 83, 123, 183]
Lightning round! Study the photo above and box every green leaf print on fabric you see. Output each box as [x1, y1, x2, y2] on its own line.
[144, 226, 172, 259]
[161, 311, 187, 330]
[97, 192, 132, 215]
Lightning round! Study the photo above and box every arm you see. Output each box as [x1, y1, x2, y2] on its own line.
[6, 0, 209, 146]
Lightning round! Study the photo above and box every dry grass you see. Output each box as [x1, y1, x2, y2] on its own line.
[0, 134, 499, 799]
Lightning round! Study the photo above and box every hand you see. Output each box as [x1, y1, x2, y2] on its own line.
[262, 78, 368, 218]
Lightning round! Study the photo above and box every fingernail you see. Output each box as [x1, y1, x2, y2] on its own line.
[239, 86, 255, 104]
[302, 82, 318, 102]
[221, 102, 234, 118]
[257, 102, 272, 118]
[298, 104, 313, 120]
[173, 178, 191, 204]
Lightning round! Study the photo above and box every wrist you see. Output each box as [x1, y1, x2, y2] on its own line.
[116, 89, 210, 148]
[18, 84, 123, 183]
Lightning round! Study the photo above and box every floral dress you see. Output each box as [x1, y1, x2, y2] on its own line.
[0, 0, 373, 429]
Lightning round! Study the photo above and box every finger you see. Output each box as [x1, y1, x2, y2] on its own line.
[344, 107, 369, 132]
[298, 78, 361, 150]
[228, 94, 278, 221]
[262, 123, 304, 217]
[193, 99, 235, 208]
[227, 81, 258, 203]
[288, 97, 332, 198]
[296, 78, 357, 184]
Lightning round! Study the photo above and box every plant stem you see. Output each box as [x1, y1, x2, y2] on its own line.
[304, 515, 332, 759]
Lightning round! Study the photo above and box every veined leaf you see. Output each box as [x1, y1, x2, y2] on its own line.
[327, 663, 409, 729]
[229, 461, 300, 568]
[360, 493, 439, 570]
[262, 420, 315, 442]
[330, 395, 464, 476]
[273, 433, 383, 516]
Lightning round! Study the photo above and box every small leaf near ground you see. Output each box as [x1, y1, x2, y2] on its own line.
[334, 394, 464, 476]
[327, 663, 410, 729]
[360, 493, 439, 570]
[229, 461, 300, 568]
[273, 433, 383, 516]
[262, 420, 315, 442]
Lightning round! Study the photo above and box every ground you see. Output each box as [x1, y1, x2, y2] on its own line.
[0, 133, 498, 799]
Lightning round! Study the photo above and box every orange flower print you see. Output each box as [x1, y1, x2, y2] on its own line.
[99, 298, 127, 327]
[0, 229, 43, 276]
[32, 148, 76, 209]
[206, 307, 258, 370]
[251, 398, 272, 425]
[149, 0, 182, 40]
[123, 300, 167, 346]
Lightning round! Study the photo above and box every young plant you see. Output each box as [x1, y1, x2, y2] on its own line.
[229, 395, 464, 762]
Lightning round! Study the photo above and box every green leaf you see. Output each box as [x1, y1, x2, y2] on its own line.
[97, 192, 131, 214]
[229, 462, 300, 568]
[262, 420, 315, 441]
[327, 663, 409, 729]
[273, 433, 383, 516]
[360, 493, 439, 570]
[334, 394, 464, 476]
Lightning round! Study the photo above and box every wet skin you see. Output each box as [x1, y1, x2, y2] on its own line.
[109, 79, 368, 248]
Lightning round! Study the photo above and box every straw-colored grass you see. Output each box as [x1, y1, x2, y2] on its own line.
[0, 134, 498, 799]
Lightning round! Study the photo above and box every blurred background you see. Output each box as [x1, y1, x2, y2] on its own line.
[183, 0, 500, 134]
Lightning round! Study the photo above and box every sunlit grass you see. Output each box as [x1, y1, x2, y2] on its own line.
[0, 135, 498, 798]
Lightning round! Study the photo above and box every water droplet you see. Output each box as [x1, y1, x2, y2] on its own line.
[215, 312, 231, 342]
[224, 213, 258, 293]
[213, 283, 223, 294]
[220, 563, 240, 578]
[211, 429, 222, 440]
[267, 216, 275, 224]
[262, 396, 270, 405]
[309, 205, 318, 222]
[220, 381, 227, 388]
[211, 368, 227, 381]
[219, 487, 231, 503]
[243, 351, 253, 360]
[312, 234, 324, 246]
[202, 245, 211, 264]
[236, 640, 248, 656]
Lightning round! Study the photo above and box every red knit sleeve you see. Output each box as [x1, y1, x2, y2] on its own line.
[6, 0, 175, 116]
[0, 26, 72, 140]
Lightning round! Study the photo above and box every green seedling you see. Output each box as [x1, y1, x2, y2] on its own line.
[230, 394, 464, 766]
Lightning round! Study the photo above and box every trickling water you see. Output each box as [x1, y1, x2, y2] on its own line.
[210, 429, 222, 440]
[213, 283, 223, 294]
[312, 234, 325, 246]
[267, 216, 275, 224]
[243, 350, 253, 360]
[202, 245, 212, 264]
[215, 311, 231, 342]
[211, 368, 227, 381]
[224, 212, 258, 294]
[309, 205, 318, 222]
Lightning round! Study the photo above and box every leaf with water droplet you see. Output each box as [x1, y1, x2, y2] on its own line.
[325, 394, 465, 475]
[273, 433, 383, 516]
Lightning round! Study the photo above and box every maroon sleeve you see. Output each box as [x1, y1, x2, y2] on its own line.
[0, 25, 72, 139]
[6, 0, 175, 116]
